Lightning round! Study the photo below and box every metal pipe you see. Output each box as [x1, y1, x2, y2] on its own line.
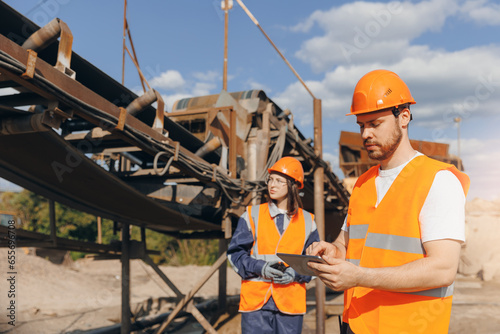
[120, 151, 143, 166]
[195, 136, 222, 158]
[0, 113, 50, 135]
[125, 89, 157, 116]
[21, 18, 61, 52]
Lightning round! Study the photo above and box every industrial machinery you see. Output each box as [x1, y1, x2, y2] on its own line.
[0, 2, 349, 332]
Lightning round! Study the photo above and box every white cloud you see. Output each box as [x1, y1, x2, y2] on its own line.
[192, 70, 220, 82]
[162, 93, 191, 111]
[455, 137, 500, 200]
[148, 70, 220, 109]
[274, 43, 500, 130]
[461, 0, 500, 26]
[293, 0, 459, 71]
[272, 81, 316, 127]
[192, 82, 217, 96]
[246, 79, 272, 93]
[150, 70, 185, 91]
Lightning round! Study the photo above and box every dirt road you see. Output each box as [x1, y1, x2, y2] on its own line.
[1, 252, 499, 333]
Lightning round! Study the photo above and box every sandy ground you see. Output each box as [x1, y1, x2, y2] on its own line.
[1, 198, 499, 333]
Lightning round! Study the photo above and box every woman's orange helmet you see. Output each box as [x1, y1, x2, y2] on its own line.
[268, 157, 304, 189]
[347, 69, 416, 116]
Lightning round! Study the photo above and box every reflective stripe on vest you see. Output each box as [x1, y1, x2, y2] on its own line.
[239, 203, 313, 314]
[344, 155, 470, 333]
[365, 232, 425, 255]
[349, 223, 369, 239]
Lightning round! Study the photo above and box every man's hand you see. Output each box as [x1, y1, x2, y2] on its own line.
[262, 260, 284, 280]
[307, 257, 361, 291]
[306, 240, 343, 259]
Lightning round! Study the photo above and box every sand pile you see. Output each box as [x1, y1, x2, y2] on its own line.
[460, 198, 500, 280]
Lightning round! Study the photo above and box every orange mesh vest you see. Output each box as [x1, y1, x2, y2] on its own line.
[344, 155, 470, 333]
[239, 203, 314, 314]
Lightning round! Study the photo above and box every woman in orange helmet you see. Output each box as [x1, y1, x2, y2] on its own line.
[228, 156, 319, 334]
[307, 70, 470, 334]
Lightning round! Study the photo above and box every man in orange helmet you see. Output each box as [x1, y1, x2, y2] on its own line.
[307, 69, 470, 333]
[228, 156, 320, 334]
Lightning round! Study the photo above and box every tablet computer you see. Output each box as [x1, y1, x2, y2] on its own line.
[276, 253, 326, 276]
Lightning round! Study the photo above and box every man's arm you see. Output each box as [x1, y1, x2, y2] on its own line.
[308, 238, 461, 292]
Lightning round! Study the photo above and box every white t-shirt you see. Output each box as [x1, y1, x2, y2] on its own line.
[342, 152, 466, 243]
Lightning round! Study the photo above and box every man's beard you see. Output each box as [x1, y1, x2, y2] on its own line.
[364, 124, 403, 161]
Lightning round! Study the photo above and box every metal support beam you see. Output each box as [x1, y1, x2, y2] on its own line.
[121, 223, 131, 334]
[186, 300, 218, 334]
[49, 199, 57, 247]
[97, 216, 102, 244]
[229, 107, 237, 177]
[218, 238, 228, 312]
[141, 255, 184, 299]
[313, 98, 326, 334]
[222, 0, 231, 91]
[155, 252, 227, 333]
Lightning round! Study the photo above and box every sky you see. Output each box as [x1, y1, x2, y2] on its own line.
[2, 0, 500, 200]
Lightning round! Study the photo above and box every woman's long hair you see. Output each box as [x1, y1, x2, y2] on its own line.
[268, 173, 303, 217]
[286, 178, 303, 217]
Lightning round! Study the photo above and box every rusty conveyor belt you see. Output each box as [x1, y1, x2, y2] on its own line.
[0, 1, 263, 234]
[0, 129, 220, 232]
[0, 1, 220, 163]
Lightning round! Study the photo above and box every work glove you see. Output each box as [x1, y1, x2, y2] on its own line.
[262, 260, 285, 280]
[273, 267, 295, 285]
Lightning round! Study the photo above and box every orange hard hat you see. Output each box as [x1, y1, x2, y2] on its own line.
[347, 69, 416, 116]
[268, 157, 304, 189]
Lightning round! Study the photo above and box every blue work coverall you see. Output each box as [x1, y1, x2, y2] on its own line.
[228, 202, 320, 334]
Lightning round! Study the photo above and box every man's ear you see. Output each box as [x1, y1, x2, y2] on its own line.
[400, 108, 411, 127]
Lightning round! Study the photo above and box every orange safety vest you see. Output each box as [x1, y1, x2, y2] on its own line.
[239, 203, 314, 314]
[344, 155, 470, 333]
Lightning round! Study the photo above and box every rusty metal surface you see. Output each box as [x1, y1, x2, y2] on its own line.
[0, 130, 220, 232]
